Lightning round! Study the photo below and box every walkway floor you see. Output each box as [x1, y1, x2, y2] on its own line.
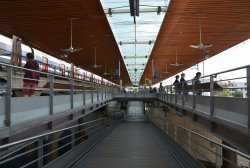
[74, 122, 181, 168]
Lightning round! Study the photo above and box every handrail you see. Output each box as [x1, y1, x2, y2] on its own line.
[163, 64, 250, 87]
[0, 62, 117, 87]
[0, 117, 109, 149]
[165, 120, 250, 160]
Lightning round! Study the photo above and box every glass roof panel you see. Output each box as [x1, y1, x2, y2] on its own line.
[100, 0, 171, 85]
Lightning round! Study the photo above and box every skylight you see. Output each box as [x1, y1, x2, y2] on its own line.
[100, 0, 171, 85]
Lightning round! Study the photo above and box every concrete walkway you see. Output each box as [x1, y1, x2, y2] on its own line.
[74, 122, 181, 168]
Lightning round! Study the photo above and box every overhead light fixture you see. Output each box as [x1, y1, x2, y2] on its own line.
[189, 13, 212, 49]
[171, 47, 183, 66]
[61, 18, 82, 53]
[90, 47, 102, 68]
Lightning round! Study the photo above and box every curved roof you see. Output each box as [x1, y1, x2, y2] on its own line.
[0, 0, 250, 86]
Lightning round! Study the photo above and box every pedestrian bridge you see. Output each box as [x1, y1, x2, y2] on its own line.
[0, 63, 250, 168]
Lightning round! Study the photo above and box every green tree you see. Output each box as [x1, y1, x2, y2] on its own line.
[232, 90, 243, 98]
[215, 88, 229, 97]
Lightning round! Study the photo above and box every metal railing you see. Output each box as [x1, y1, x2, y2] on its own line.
[153, 118, 250, 168]
[158, 64, 250, 134]
[0, 113, 123, 168]
[0, 62, 116, 127]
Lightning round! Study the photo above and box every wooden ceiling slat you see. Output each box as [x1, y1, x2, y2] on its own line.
[1, 1, 250, 86]
[141, 0, 250, 84]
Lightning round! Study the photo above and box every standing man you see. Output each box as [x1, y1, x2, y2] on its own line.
[180, 73, 188, 94]
[173, 75, 180, 94]
[23, 53, 40, 97]
[159, 82, 164, 93]
[192, 72, 202, 95]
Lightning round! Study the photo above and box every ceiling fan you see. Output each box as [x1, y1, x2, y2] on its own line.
[204, 48, 210, 59]
[161, 64, 170, 74]
[91, 47, 102, 68]
[104, 56, 110, 75]
[190, 14, 212, 49]
[171, 47, 183, 66]
[61, 18, 82, 53]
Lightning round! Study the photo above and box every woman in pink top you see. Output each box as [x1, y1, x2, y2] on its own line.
[22, 52, 40, 96]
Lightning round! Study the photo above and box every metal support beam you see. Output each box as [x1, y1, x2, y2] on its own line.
[118, 40, 154, 45]
[129, 0, 135, 16]
[124, 55, 148, 59]
[5, 66, 12, 126]
[104, 6, 167, 15]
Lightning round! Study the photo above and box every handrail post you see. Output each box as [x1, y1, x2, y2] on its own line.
[83, 82, 86, 106]
[5, 66, 12, 126]
[105, 86, 107, 99]
[96, 84, 99, 102]
[91, 83, 94, 103]
[193, 83, 196, 110]
[210, 75, 215, 117]
[49, 75, 54, 115]
[102, 85, 104, 100]
[247, 67, 250, 135]
[70, 78, 74, 109]
[182, 83, 184, 107]
[170, 85, 173, 102]
[167, 86, 169, 101]
[175, 85, 177, 104]
[37, 137, 44, 168]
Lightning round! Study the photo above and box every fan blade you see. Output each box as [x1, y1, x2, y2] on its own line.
[91, 64, 102, 68]
[170, 63, 183, 67]
[61, 47, 82, 53]
[190, 43, 212, 49]
[189, 44, 202, 49]
[203, 44, 213, 48]
[161, 71, 170, 74]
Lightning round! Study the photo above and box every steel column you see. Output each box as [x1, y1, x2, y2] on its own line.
[5, 66, 12, 126]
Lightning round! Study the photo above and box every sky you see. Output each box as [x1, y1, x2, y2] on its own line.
[155, 38, 250, 87]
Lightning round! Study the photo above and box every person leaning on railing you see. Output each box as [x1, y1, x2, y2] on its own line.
[22, 52, 40, 97]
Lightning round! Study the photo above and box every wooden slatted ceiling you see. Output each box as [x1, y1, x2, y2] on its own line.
[1, 1, 250, 86]
[141, 0, 250, 85]
[0, 0, 131, 85]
